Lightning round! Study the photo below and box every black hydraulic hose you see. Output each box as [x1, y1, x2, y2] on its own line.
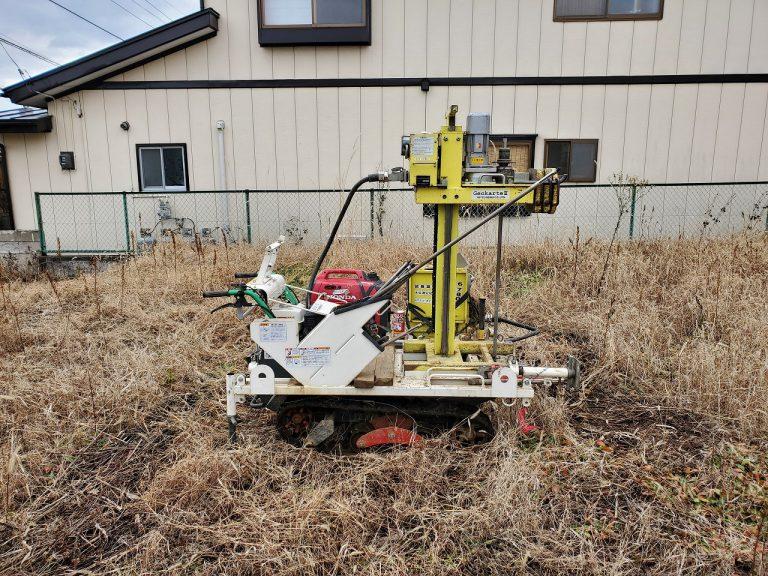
[368, 169, 560, 303]
[306, 173, 381, 304]
[334, 169, 558, 316]
[494, 316, 540, 343]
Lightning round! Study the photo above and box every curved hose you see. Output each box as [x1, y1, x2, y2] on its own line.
[493, 316, 540, 343]
[306, 173, 381, 304]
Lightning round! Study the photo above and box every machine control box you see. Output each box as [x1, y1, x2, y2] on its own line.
[407, 133, 439, 187]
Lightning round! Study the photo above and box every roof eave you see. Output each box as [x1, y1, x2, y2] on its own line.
[0, 116, 53, 134]
[2, 8, 219, 108]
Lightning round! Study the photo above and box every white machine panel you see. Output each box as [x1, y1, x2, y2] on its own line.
[251, 301, 386, 388]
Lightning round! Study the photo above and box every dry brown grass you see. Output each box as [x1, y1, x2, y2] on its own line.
[0, 233, 767, 575]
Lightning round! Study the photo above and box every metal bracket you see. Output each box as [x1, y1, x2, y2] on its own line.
[226, 366, 276, 442]
[425, 368, 485, 386]
[491, 365, 535, 402]
[566, 355, 581, 393]
[304, 414, 335, 448]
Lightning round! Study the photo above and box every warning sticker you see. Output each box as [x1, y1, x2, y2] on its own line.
[411, 135, 436, 158]
[472, 189, 510, 200]
[309, 299, 336, 315]
[285, 346, 331, 367]
[257, 321, 287, 343]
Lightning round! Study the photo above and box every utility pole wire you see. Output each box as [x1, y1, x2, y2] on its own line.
[157, 0, 185, 17]
[135, 0, 174, 22]
[126, 0, 167, 23]
[0, 36, 59, 66]
[108, 0, 155, 27]
[0, 41, 26, 79]
[45, 0, 125, 42]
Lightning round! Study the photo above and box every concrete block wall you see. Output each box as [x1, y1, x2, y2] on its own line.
[0, 230, 40, 275]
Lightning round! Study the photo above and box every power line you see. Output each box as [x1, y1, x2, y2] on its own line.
[157, 0, 186, 17]
[135, 0, 173, 22]
[0, 36, 59, 66]
[126, 0, 167, 23]
[0, 41, 25, 79]
[45, 0, 125, 42]
[108, 0, 155, 27]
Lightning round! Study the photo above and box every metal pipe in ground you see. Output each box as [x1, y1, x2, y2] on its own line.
[492, 214, 503, 358]
[216, 120, 231, 235]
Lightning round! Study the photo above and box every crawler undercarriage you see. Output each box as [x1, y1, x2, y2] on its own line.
[262, 396, 494, 450]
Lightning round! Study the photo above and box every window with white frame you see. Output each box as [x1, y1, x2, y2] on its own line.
[554, 0, 663, 21]
[137, 145, 188, 192]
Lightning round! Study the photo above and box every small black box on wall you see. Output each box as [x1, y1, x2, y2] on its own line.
[59, 151, 75, 170]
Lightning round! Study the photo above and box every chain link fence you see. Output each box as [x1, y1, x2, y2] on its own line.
[34, 182, 768, 255]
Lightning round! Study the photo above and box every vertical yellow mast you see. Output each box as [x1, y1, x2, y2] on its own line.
[432, 107, 464, 356]
[407, 105, 561, 360]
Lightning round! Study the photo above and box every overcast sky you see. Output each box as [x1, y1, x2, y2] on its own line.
[0, 0, 200, 110]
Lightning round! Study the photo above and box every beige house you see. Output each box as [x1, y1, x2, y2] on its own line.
[1, 0, 767, 254]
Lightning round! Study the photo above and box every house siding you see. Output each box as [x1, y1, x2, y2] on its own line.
[14, 80, 768, 196]
[4, 0, 768, 231]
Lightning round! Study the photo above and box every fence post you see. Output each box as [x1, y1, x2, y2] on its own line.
[244, 190, 253, 244]
[34, 192, 47, 255]
[121, 192, 131, 253]
[369, 188, 375, 239]
[628, 184, 637, 239]
[765, 201, 768, 233]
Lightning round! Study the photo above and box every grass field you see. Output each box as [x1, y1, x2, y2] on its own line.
[1, 233, 766, 575]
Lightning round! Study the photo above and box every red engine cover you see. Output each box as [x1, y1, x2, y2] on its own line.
[310, 268, 381, 306]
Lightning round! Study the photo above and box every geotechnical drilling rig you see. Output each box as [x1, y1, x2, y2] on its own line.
[204, 106, 579, 449]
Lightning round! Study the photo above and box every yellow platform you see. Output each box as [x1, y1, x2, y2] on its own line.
[402, 339, 517, 370]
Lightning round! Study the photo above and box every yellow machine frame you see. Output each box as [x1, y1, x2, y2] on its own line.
[407, 106, 560, 358]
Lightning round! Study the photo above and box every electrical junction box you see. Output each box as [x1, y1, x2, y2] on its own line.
[408, 253, 469, 333]
[59, 151, 75, 170]
[408, 133, 439, 187]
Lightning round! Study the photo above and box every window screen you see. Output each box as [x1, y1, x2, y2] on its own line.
[316, 0, 365, 25]
[545, 141, 571, 177]
[262, 0, 312, 25]
[163, 147, 186, 188]
[545, 140, 598, 183]
[555, 0, 605, 17]
[261, 0, 365, 27]
[554, 0, 662, 20]
[138, 145, 188, 192]
[608, 0, 661, 15]
[570, 142, 598, 181]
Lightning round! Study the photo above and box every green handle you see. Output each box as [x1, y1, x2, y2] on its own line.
[283, 286, 300, 305]
[235, 288, 275, 319]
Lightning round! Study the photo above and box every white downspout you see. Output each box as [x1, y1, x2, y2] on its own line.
[215, 120, 231, 235]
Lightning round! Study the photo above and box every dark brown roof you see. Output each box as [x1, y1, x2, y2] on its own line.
[0, 107, 52, 133]
[1, 8, 219, 108]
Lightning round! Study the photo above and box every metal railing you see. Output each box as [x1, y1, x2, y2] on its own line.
[34, 182, 768, 255]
